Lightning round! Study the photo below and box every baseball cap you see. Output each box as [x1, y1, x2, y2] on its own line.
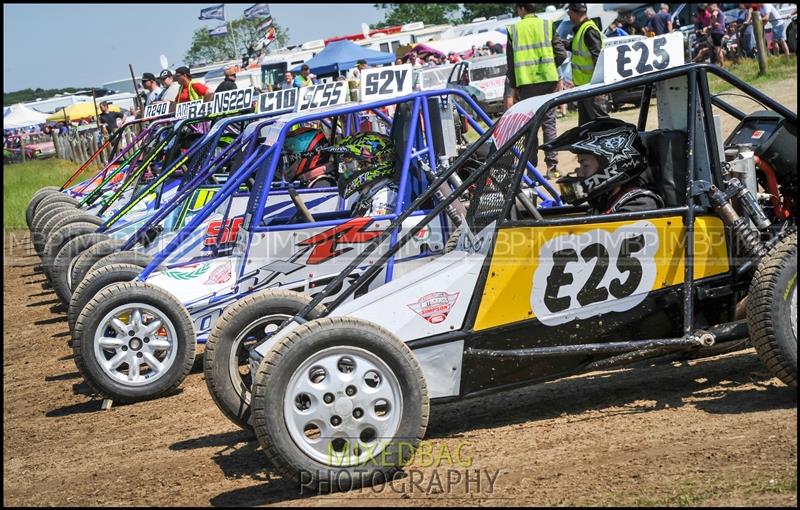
[159, 69, 174, 79]
[141, 72, 157, 83]
[99, 100, 110, 107]
[568, 3, 588, 12]
[175, 66, 191, 77]
[356, 59, 367, 66]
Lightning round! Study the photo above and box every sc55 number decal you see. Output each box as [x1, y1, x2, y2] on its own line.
[531, 221, 659, 326]
[297, 82, 346, 112]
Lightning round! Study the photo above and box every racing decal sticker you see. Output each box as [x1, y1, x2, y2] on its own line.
[359, 64, 412, 101]
[407, 292, 460, 324]
[296, 217, 384, 265]
[530, 220, 659, 326]
[492, 111, 533, 149]
[164, 262, 211, 280]
[204, 260, 232, 285]
[751, 130, 765, 139]
[204, 216, 244, 246]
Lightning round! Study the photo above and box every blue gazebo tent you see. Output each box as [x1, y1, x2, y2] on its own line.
[292, 40, 396, 76]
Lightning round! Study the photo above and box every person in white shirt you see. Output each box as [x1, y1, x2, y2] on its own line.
[157, 69, 181, 104]
[141, 72, 163, 106]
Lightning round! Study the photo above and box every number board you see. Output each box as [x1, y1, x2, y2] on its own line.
[211, 87, 255, 116]
[595, 32, 684, 84]
[174, 99, 203, 119]
[359, 64, 413, 102]
[296, 82, 348, 112]
[257, 87, 298, 114]
[143, 102, 170, 119]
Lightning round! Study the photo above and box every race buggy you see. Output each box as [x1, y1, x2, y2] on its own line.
[200, 34, 795, 491]
[71, 78, 555, 406]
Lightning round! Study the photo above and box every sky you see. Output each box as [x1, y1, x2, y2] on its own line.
[3, 3, 386, 92]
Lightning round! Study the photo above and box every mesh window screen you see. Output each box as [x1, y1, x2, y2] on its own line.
[464, 131, 528, 235]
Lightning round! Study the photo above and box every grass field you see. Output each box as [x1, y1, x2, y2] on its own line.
[709, 54, 798, 94]
[3, 158, 80, 230]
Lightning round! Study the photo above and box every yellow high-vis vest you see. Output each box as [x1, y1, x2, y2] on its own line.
[571, 19, 602, 86]
[509, 15, 559, 86]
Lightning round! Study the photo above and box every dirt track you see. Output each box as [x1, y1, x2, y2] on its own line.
[3, 229, 796, 506]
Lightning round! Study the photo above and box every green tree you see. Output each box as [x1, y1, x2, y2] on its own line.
[373, 4, 461, 28]
[185, 18, 289, 66]
[460, 3, 516, 23]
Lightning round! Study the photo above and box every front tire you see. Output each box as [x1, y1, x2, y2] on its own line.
[204, 290, 326, 431]
[251, 317, 429, 492]
[747, 233, 797, 387]
[51, 233, 111, 304]
[72, 281, 196, 403]
[68, 263, 144, 332]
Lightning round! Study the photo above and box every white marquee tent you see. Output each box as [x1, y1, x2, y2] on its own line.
[3, 103, 51, 130]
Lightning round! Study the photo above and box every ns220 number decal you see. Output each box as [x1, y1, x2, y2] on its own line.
[530, 221, 659, 326]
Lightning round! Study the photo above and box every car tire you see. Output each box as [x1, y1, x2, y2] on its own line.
[41, 222, 100, 279]
[251, 316, 429, 492]
[26, 186, 61, 229]
[68, 263, 144, 333]
[35, 192, 80, 212]
[70, 238, 126, 292]
[51, 233, 112, 305]
[86, 250, 155, 277]
[32, 203, 77, 255]
[747, 232, 797, 387]
[204, 290, 326, 432]
[73, 280, 196, 403]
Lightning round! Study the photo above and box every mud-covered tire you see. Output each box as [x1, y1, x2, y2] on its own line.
[251, 316, 429, 492]
[70, 238, 126, 291]
[87, 250, 154, 277]
[51, 233, 112, 305]
[204, 290, 326, 431]
[32, 203, 77, 255]
[68, 263, 144, 332]
[26, 187, 61, 229]
[747, 233, 797, 387]
[41, 222, 99, 279]
[72, 281, 196, 403]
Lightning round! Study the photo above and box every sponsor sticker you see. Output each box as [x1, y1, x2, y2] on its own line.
[164, 262, 211, 280]
[204, 260, 233, 285]
[408, 291, 459, 324]
[751, 130, 765, 139]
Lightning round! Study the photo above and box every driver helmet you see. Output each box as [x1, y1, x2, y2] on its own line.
[540, 118, 648, 206]
[321, 132, 395, 198]
[283, 127, 333, 185]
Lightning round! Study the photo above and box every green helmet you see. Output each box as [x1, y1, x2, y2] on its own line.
[321, 132, 395, 198]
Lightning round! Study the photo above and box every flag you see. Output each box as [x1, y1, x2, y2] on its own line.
[261, 26, 276, 49]
[199, 4, 225, 21]
[257, 17, 273, 34]
[244, 3, 271, 20]
[208, 24, 228, 37]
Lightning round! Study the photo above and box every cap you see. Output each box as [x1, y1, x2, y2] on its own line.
[223, 65, 237, 76]
[159, 68, 174, 79]
[356, 59, 367, 66]
[141, 72, 157, 82]
[568, 3, 588, 12]
[99, 100, 110, 107]
[175, 66, 191, 77]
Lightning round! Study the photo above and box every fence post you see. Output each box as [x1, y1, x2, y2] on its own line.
[753, 9, 768, 76]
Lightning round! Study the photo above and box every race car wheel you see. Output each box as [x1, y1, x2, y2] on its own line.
[35, 192, 80, 212]
[70, 238, 126, 291]
[41, 213, 103, 262]
[72, 281, 196, 403]
[69, 262, 152, 332]
[26, 186, 61, 229]
[747, 232, 797, 387]
[41, 222, 100, 279]
[87, 250, 154, 277]
[51, 233, 112, 304]
[204, 290, 326, 431]
[251, 317, 429, 492]
[32, 203, 76, 255]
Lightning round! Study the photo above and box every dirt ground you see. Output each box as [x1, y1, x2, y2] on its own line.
[4, 78, 798, 507]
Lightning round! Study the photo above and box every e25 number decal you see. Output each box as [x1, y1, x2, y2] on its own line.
[616, 38, 671, 78]
[530, 221, 659, 326]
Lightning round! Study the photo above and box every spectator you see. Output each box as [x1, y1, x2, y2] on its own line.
[568, 3, 607, 125]
[57, 122, 69, 135]
[761, 3, 790, 55]
[395, 57, 403, 65]
[621, 12, 643, 35]
[693, 4, 713, 62]
[174, 66, 214, 103]
[736, 3, 755, 58]
[447, 51, 461, 63]
[349, 59, 368, 81]
[158, 69, 181, 104]
[97, 101, 123, 135]
[215, 65, 238, 93]
[294, 65, 314, 87]
[277, 71, 294, 90]
[486, 40, 503, 54]
[141, 72, 163, 106]
[708, 3, 727, 65]
[644, 5, 673, 35]
[605, 19, 630, 37]
[507, 2, 567, 178]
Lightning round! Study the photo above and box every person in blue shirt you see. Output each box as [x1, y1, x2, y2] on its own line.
[605, 19, 630, 37]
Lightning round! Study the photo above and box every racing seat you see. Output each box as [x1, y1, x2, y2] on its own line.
[639, 129, 688, 208]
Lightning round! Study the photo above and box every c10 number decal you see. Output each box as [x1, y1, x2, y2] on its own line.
[297, 82, 346, 112]
[616, 37, 670, 78]
[530, 221, 659, 326]
[258, 88, 297, 113]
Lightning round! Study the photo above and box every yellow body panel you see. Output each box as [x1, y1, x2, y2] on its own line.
[474, 216, 730, 331]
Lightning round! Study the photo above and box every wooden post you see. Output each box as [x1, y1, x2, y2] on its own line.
[753, 9, 768, 76]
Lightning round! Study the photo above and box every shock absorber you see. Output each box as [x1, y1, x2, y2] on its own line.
[707, 178, 769, 259]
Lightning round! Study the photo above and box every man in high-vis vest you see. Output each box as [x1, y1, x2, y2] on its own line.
[568, 3, 608, 124]
[174, 66, 214, 104]
[506, 3, 567, 178]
